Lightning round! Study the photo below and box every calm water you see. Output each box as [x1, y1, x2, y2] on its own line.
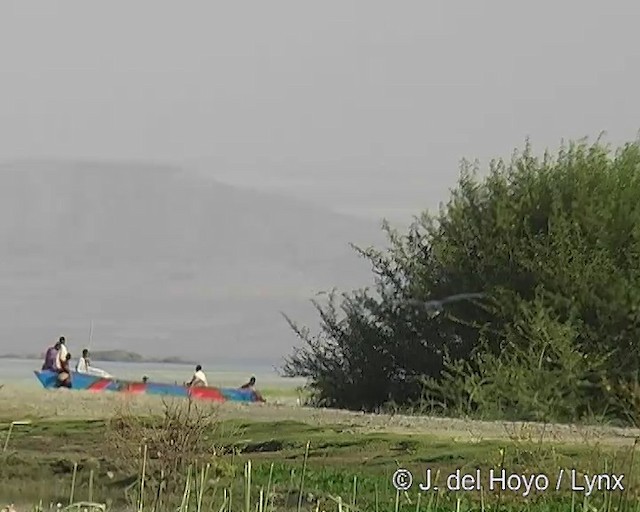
[2, 357, 305, 389]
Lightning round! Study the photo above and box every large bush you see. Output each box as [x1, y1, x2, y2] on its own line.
[283, 137, 640, 423]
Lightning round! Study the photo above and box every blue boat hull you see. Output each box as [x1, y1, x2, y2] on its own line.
[34, 370, 259, 403]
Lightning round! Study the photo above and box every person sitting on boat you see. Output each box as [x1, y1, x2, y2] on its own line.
[240, 376, 266, 402]
[42, 341, 60, 371]
[77, 350, 112, 379]
[76, 349, 90, 373]
[55, 336, 68, 371]
[57, 353, 72, 388]
[186, 365, 208, 387]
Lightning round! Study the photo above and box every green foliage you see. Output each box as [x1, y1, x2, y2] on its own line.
[283, 136, 640, 422]
[422, 290, 611, 423]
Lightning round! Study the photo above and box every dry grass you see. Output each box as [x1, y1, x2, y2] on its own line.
[2, 384, 640, 447]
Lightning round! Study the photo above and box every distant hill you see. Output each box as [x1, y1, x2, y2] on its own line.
[0, 160, 383, 364]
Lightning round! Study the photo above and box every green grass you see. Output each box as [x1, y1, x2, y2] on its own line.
[1, 416, 639, 511]
[258, 386, 306, 400]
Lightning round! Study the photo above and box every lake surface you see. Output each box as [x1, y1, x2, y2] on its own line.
[1, 357, 306, 389]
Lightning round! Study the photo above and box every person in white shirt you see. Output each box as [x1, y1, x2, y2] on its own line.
[76, 348, 90, 373]
[186, 365, 208, 387]
[55, 337, 68, 370]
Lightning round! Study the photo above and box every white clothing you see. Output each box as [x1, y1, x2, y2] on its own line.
[87, 367, 113, 379]
[76, 357, 89, 373]
[193, 370, 208, 386]
[56, 344, 68, 370]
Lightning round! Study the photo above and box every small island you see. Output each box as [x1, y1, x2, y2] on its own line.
[89, 350, 196, 365]
[0, 349, 195, 365]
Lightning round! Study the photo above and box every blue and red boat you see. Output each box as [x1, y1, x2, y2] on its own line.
[33, 370, 261, 403]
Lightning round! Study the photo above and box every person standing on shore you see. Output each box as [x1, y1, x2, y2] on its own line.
[55, 337, 68, 370]
[42, 341, 60, 371]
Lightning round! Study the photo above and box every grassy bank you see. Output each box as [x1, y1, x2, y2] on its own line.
[1, 409, 639, 511]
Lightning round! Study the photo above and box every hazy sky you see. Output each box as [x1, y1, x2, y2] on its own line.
[1, 1, 639, 224]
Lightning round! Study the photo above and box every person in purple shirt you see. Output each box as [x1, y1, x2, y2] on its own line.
[42, 341, 61, 371]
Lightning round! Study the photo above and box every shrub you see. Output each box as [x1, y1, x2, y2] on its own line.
[105, 398, 233, 504]
[283, 136, 640, 423]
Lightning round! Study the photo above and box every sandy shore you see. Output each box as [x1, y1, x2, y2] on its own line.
[1, 384, 639, 447]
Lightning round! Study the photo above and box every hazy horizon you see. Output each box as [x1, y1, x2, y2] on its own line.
[0, 160, 388, 366]
[1, 1, 639, 367]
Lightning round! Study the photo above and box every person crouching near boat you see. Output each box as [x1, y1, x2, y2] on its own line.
[57, 353, 72, 388]
[186, 365, 208, 387]
[240, 376, 266, 402]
